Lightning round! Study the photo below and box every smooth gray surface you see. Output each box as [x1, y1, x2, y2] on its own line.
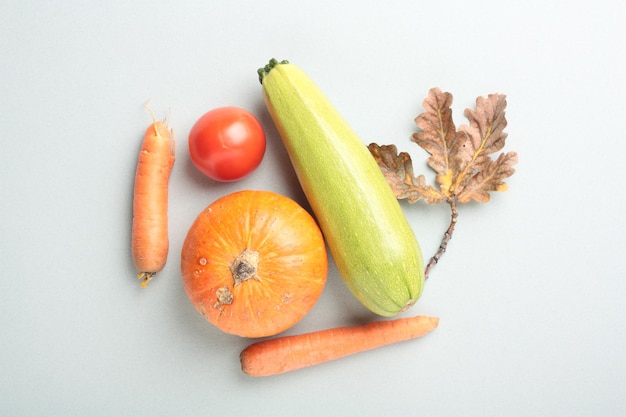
[1, 0, 625, 416]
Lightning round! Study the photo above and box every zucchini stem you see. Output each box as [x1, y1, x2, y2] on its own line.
[257, 58, 290, 84]
[424, 197, 458, 280]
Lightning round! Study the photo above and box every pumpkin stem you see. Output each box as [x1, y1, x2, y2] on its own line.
[231, 249, 260, 286]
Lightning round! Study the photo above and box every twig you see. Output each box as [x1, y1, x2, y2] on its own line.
[424, 197, 458, 280]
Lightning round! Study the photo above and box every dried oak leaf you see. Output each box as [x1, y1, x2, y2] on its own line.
[412, 89, 464, 198]
[370, 87, 517, 204]
[368, 143, 445, 204]
[456, 151, 518, 203]
[449, 91, 518, 202]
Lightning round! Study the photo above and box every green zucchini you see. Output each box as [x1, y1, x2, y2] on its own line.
[258, 59, 424, 317]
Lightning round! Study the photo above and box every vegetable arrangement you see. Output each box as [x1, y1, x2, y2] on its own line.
[129, 58, 517, 376]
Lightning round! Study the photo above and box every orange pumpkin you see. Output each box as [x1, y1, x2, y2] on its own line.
[181, 190, 328, 338]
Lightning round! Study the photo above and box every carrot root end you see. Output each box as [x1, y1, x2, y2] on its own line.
[137, 271, 156, 288]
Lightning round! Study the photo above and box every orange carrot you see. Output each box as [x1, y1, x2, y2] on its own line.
[240, 315, 439, 376]
[131, 106, 175, 287]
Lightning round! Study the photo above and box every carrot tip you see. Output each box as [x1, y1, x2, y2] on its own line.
[137, 271, 156, 288]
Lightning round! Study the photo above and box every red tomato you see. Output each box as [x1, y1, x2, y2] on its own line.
[188, 107, 266, 181]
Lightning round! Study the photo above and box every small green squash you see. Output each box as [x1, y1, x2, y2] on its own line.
[258, 59, 424, 316]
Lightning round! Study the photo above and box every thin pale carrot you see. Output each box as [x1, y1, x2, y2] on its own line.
[131, 105, 175, 287]
[240, 315, 439, 376]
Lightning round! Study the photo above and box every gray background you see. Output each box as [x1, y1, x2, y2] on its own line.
[2, 0, 624, 416]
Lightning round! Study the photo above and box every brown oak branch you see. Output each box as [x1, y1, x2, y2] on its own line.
[424, 197, 458, 280]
